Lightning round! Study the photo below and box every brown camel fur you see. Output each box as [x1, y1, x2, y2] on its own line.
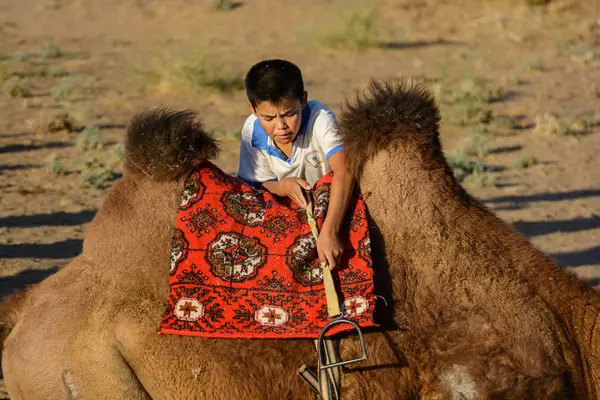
[1, 82, 600, 399]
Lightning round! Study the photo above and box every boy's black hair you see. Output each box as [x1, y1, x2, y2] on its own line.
[245, 59, 305, 108]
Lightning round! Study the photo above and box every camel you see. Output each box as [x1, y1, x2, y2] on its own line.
[1, 81, 600, 399]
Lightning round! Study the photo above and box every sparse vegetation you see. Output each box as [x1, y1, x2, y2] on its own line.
[435, 79, 506, 127]
[535, 89, 553, 102]
[464, 172, 497, 188]
[144, 45, 244, 92]
[107, 37, 131, 47]
[446, 153, 487, 181]
[77, 158, 120, 189]
[489, 115, 520, 130]
[441, 100, 494, 126]
[454, 79, 506, 103]
[38, 111, 83, 134]
[454, 129, 493, 159]
[297, 6, 380, 50]
[505, 74, 524, 86]
[556, 123, 574, 136]
[112, 143, 125, 160]
[593, 111, 600, 126]
[31, 65, 70, 78]
[107, 143, 126, 168]
[11, 52, 31, 62]
[531, 114, 582, 136]
[516, 59, 545, 72]
[514, 155, 538, 169]
[567, 117, 589, 134]
[2, 77, 32, 98]
[554, 41, 600, 64]
[445, 124, 496, 185]
[391, 24, 413, 43]
[38, 42, 63, 59]
[37, 0, 61, 11]
[47, 156, 68, 175]
[63, 103, 89, 125]
[76, 126, 106, 150]
[51, 77, 81, 102]
[525, 0, 551, 6]
[532, 113, 561, 135]
[212, 0, 239, 11]
[0, 63, 13, 85]
[46, 130, 124, 189]
[553, 38, 573, 57]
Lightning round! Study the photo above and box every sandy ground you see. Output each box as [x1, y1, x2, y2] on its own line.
[0, 0, 599, 396]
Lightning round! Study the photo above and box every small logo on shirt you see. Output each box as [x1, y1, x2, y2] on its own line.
[306, 152, 323, 168]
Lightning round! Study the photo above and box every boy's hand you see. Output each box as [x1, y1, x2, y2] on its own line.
[278, 177, 311, 208]
[317, 226, 343, 270]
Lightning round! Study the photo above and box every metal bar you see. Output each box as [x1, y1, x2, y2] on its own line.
[317, 318, 368, 371]
[320, 355, 368, 370]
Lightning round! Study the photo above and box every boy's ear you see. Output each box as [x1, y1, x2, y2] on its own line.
[248, 101, 257, 116]
[301, 91, 308, 108]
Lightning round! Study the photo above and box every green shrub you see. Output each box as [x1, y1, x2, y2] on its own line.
[39, 43, 63, 59]
[297, 6, 380, 50]
[144, 45, 244, 92]
[76, 126, 106, 150]
[77, 158, 120, 189]
[446, 153, 487, 181]
[2, 77, 32, 98]
[39, 111, 83, 134]
[212, 0, 238, 10]
[525, 0, 551, 6]
[47, 157, 68, 175]
[514, 155, 538, 169]
[454, 130, 493, 159]
[51, 77, 81, 101]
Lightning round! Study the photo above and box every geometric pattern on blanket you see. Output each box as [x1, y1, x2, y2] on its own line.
[159, 162, 377, 339]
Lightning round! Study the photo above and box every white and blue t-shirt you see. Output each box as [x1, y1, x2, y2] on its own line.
[237, 100, 343, 188]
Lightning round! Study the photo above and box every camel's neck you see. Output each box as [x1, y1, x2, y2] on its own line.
[82, 175, 183, 297]
[359, 151, 461, 260]
[358, 150, 590, 292]
[361, 150, 600, 388]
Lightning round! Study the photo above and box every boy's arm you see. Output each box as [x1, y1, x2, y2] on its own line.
[318, 150, 354, 269]
[262, 179, 311, 208]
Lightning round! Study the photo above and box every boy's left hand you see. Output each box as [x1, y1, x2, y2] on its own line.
[317, 226, 343, 270]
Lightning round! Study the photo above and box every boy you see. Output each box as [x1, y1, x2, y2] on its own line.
[237, 59, 354, 270]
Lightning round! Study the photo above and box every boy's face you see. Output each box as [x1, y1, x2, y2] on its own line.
[250, 91, 308, 145]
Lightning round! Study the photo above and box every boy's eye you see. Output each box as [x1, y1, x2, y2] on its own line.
[264, 117, 273, 121]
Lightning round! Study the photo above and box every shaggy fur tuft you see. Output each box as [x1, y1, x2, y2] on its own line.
[124, 108, 219, 181]
[339, 80, 441, 178]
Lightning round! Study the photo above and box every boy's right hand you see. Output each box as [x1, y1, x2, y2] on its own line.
[277, 177, 311, 208]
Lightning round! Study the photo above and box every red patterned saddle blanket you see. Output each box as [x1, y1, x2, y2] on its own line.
[159, 162, 377, 339]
